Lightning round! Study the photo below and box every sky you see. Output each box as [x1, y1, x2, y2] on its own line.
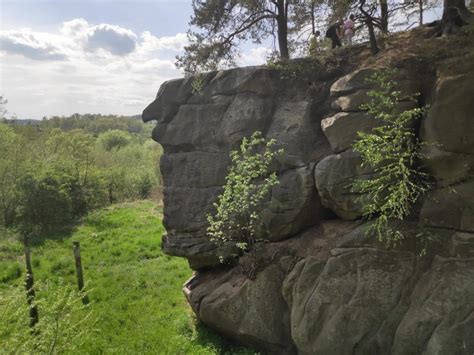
[0, 0, 270, 119]
[0, 1, 444, 119]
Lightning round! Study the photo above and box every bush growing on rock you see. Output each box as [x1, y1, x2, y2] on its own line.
[351, 69, 432, 246]
[207, 132, 283, 260]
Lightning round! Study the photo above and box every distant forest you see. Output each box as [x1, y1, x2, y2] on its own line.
[0, 113, 162, 235]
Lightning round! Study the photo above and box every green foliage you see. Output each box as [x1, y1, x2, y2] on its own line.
[40, 113, 146, 135]
[351, 69, 431, 246]
[266, 58, 321, 80]
[0, 280, 96, 354]
[191, 73, 205, 94]
[207, 132, 283, 257]
[98, 129, 131, 151]
[0, 202, 257, 354]
[17, 174, 73, 234]
[0, 119, 162, 234]
[0, 124, 30, 227]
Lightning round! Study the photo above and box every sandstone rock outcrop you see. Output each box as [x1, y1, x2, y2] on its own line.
[144, 28, 474, 354]
[144, 66, 334, 268]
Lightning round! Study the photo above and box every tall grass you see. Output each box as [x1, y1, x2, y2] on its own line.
[0, 201, 256, 354]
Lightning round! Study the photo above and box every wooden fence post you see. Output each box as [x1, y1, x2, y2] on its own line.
[72, 241, 89, 304]
[23, 235, 39, 328]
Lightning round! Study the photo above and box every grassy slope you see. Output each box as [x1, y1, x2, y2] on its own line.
[0, 201, 255, 354]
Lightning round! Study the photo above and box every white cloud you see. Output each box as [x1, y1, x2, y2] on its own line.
[0, 18, 271, 119]
[140, 31, 188, 52]
[85, 24, 137, 56]
[0, 19, 187, 118]
[239, 47, 272, 67]
[0, 30, 67, 61]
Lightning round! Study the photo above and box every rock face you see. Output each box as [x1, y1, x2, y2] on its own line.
[420, 69, 474, 186]
[144, 29, 474, 354]
[144, 66, 334, 268]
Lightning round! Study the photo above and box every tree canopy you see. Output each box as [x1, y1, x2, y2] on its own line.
[177, 0, 472, 74]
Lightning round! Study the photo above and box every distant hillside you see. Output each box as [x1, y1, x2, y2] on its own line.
[3, 113, 148, 135]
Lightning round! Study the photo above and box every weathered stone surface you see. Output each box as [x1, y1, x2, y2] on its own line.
[160, 152, 230, 188]
[322, 105, 419, 154]
[260, 165, 322, 240]
[152, 96, 234, 152]
[161, 231, 218, 269]
[330, 68, 377, 96]
[321, 111, 378, 153]
[420, 180, 474, 233]
[205, 66, 277, 97]
[331, 89, 370, 112]
[145, 66, 332, 268]
[144, 30, 474, 354]
[421, 72, 474, 185]
[314, 150, 373, 219]
[267, 101, 331, 167]
[420, 145, 474, 187]
[284, 247, 417, 355]
[449, 232, 474, 258]
[185, 260, 295, 353]
[142, 77, 194, 124]
[393, 256, 474, 355]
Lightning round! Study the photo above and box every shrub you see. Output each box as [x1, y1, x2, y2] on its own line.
[0, 280, 96, 354]
[351, 69, 431, 246]
[98, 130, 131, 151]
[17, 174, 73, 234]
[207, 132, 283, 258]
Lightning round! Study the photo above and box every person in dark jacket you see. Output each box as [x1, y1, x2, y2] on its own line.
[326, 20, 343, 48]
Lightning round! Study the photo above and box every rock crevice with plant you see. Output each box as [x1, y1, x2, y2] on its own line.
[143, 27, 474, 354]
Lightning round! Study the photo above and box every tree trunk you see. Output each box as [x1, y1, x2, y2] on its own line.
[276, 0, 289, 60]
[380, 0, 389, 33]
[419, 0, 424, 25]
[360, 0, 379, 55]
[441, 0, 473, 34]
[366, 18, 379, 55]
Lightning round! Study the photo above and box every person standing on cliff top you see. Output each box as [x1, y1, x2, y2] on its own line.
[343, 14, 356, 46]
[326, 20, 343, 49]
[308, 30, 321, 56]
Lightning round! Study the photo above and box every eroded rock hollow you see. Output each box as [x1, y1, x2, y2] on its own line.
[143, 29, 474, 354]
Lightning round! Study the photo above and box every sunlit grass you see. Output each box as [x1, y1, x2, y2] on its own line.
[0, 201, 256, 354]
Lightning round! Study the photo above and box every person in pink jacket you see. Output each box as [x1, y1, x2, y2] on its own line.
[343, 14, 356, 46]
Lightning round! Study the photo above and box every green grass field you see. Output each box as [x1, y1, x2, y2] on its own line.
[0, 201, 256, 354]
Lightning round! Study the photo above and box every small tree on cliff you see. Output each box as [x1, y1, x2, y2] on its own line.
[207, 132, 283, 259]
[176, 0, 295, 75]
[351, 69, 431, 246]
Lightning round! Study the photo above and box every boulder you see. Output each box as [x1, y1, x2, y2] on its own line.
[330, 68, 377, 96]
[260, 165, 323, 241]
[266, 101, 331, 168]
[283, 248, 417, 355]
[314, 150, 374, 219]
[185, 260, 296, 353]
[331, 89, 370, 112]
[420, 180, 474, 233]
[321, 111, 378, 153]
[393, 256, 474, 355]
[421, 72, 474, 185]
[324, 100, 419, 153]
